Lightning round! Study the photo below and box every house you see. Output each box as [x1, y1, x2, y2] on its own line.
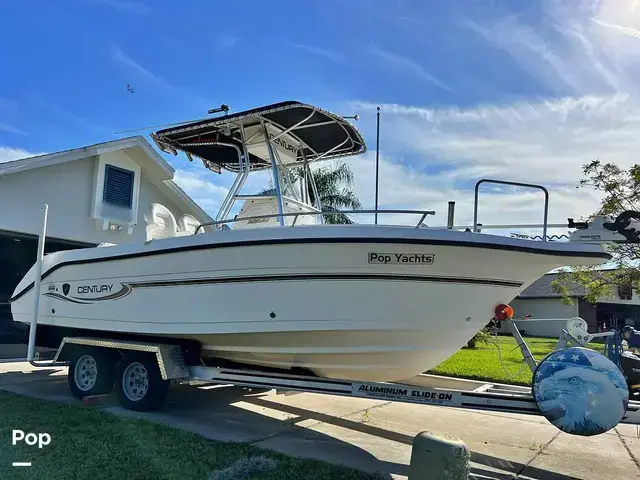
[501, 271, 640, 337]
[0, 136, 211, 350]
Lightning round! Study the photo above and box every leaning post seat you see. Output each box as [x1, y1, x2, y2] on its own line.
[144, 203, 179, 241]
[177, 214, 204, 236]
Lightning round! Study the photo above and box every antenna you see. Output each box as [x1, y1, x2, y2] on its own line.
[114, 117, 207, 135]
[374, 107, 380, 225]
[208, 104, 230, 115]
[113, 103, 231, 135]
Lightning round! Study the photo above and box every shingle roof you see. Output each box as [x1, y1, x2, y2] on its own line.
[517, 273, 586, 298]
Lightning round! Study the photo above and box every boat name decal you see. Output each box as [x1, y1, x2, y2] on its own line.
[43, 283, 133, 304]
[77, 284, 113, 294]
[354, 383, 458, 405]
[368, 253, 435, 265]
[268, 133, 297, 155]
[247, 217, 270, 224]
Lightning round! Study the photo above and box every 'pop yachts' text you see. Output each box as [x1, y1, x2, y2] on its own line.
[368, 253, 435, 265]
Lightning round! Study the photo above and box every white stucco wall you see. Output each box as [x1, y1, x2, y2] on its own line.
[597, 290, 640, 306]
[498, 298, 579, 337]
[0, 156, 192, 244]
[511, 298, 578, 319]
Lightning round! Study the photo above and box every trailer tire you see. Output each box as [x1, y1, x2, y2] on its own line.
[115, 353, 169, 411]
[67, 347, 117, 399]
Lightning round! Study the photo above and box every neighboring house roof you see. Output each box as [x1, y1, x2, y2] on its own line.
[0, 135, 212, 223]
[517, 273, 586, 299]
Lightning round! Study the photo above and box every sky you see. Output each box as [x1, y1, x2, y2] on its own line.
[1, 0, 640, 235]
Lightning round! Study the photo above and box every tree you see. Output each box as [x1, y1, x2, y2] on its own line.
[261, 161, 362, 224]
[552, 160, 640, 304]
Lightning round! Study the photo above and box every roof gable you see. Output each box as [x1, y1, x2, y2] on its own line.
[0, 136, 211, 223]
[0, 136, 174, 178]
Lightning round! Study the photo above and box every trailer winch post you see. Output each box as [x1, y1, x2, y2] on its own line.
[27, 204, 48, 362]
[504, 319, 538, 373]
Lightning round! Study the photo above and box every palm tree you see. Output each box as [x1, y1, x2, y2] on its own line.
[260, 161, 362, 224]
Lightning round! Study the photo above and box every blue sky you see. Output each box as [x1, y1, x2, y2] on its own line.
[2, 0, 640, 231]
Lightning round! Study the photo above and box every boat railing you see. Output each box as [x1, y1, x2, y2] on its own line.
[194, 209, 437, 233]
[192, 178, 575, 240]
[194, 208, 581, 240]
[473, 179, 550, 240]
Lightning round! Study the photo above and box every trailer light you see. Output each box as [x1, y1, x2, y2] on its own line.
[494, 303, 514, 320]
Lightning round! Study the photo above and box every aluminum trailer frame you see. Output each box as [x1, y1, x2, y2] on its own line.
[50, 335, 640, 426]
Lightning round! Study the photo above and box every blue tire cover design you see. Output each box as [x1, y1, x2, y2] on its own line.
[532, 347, 629, 436]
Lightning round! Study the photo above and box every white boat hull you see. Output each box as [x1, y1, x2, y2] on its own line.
[10, 225, 609, 382]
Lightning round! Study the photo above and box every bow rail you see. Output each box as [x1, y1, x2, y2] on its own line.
[195, 209, 437, 233]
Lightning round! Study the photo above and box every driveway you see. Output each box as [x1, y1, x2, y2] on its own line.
[1, 361, 639, 479]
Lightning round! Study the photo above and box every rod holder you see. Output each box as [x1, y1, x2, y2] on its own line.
[447, 202, 455, 229]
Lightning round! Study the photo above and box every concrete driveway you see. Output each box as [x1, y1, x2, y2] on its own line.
[1, 361, 639, 480]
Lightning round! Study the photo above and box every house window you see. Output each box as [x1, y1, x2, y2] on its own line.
[618, 283, 633, 300]
[103, 164, 134, 209]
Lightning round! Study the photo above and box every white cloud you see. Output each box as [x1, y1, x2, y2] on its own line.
[174, 170, 230, 197]
[465, 13, 620, 95]
[173, 167, 274, 217]
[593, 0, 640, 36]
[0, 146, 44, 164]
[166, 0, 640, 239]
[330, 0, 640, 236]
[342, 151, 602, 235]
[216, 35, 241, 51]
[110, 45, 167, 88]
[28, 94, 108, 134]
[173, 169, 230, 214]
[593, 19, 640, 39]
[0, 98, 19, 115]
[367, 43, 452, 92]
[109, 45, 210, 109]
[94, 0, 151, 15]
[292, 44, 346, 65]
[0, 124, 26, 135]
[352, 92, 640, 188]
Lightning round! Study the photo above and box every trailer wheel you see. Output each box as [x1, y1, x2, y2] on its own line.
[67, 348, 117, 399]
[115, 353, 169, 411]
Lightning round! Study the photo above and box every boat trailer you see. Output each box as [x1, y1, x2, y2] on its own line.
[26, 315, 640, 438]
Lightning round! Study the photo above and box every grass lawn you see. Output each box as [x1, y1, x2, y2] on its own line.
[428, 336, 606, 386]
[0, 390, 382, 480]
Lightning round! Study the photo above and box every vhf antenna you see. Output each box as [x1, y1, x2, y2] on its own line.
[114, 104, 231, 135]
